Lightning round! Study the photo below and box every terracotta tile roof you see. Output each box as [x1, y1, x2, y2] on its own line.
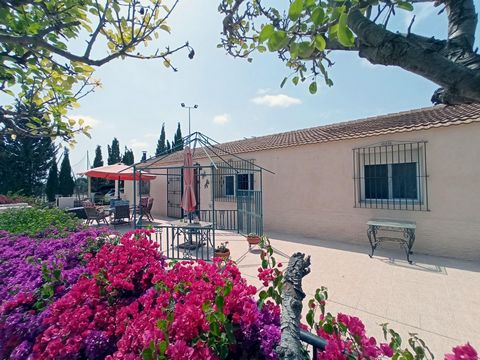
[142, 103, 480, 167]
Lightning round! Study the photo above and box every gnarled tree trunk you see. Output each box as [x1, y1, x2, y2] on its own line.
[348, 0, 480, 104]
[277, 253, 311, 360]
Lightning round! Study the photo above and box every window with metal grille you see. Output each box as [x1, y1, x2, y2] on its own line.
[353, 141, 429, 210]
[225, 175, 235, 196]
[213, 159, 257, 202]
[237, 173, 254, 191]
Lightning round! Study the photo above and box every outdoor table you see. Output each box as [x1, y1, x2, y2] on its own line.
[367, 219, 416, 264]
[168, 220, 213, 259]
[65, 206, 87, 219]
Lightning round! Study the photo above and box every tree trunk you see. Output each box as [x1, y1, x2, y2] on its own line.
[347, 7, 480, 104]
[277, 253, 311, 360]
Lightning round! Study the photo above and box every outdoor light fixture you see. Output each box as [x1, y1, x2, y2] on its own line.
[180, 103, 199, 137]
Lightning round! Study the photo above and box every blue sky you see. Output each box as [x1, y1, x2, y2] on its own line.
[68, 1, 479, 173]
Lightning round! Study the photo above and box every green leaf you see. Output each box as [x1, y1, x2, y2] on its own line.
[323, 322, 334, 334]
[210, 321, 220, 336]
[288, 0, 304, 21]
[158, 340, 167, 355]
[314, 35, 326, 51]
[267, 31, 288, 52]
[280, 77, 287, 88]
[306, 309, 314, 327]
[337, 12, 355, 47]
[258, 24, 275, 43]
[397, 1, 414, 11]
[289, 42, 299, 59]
[292, 76, 299, 85]
[309, 81, 317, 94]
[215, 295, 224, 312]
[298, 41, 315, 58]
[257, 45, 267, 53]
[310, 7, 325, 26]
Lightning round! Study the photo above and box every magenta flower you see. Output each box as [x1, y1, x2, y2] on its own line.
[445, 343, 478, 360]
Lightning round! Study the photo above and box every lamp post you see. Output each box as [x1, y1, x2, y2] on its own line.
[181, 103, 198, 138]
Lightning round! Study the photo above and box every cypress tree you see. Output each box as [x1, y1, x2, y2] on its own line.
[45, 158, 58, 202]
[172, 122, 183, 152]
[107, 138, 121, 165]
[122, 147, 134, 165]
[166, 140, 171, 153]
[91, 145, 105, 192]
[155, 123, 166, 156]
[0, 103, 54, 196]
[58, 149, 75, 196]
[93, 145, 104, 168]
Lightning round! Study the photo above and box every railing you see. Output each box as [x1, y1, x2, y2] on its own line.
[140, 224, 215, 261]
[199, 210, 238, 231]
[299, 329, 327, 360]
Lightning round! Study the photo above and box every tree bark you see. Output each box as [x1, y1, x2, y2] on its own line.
[277, 253, 311, 360]
[347, 7, 480, 104]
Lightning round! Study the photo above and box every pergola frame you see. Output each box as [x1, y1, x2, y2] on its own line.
[130, 132, 273, 236]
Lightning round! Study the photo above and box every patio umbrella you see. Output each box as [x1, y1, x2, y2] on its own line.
[82, 163, 156, 181]
[181, 147, 197, 217]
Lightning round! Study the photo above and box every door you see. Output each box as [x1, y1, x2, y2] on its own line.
[167, 167, 201, 218]
[237, 190, 262, 235]
[167, 168, 183, 218]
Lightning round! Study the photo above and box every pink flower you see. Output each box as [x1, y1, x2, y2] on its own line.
[166, 340, 195, 359]
[445, 343, 478, 360]
[380, 343, 394, 357]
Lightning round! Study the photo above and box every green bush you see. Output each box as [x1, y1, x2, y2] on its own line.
[0, 207, 82, 237]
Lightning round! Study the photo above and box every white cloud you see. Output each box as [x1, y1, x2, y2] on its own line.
[144, 133, 158, 139]
[69, 114, 100, 128]
[256, 88, 271, 95]
[252, 94, 302, 108]
[213, 114, 231, 125]
[129, 138, 149, 149]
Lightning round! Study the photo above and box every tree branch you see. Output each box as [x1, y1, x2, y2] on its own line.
[444, 0, 477, 50]
[277, 253, 311, 360]
[348, 8, 480, 103]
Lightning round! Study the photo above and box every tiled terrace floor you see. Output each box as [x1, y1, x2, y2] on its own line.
[108, 219, 480, 356]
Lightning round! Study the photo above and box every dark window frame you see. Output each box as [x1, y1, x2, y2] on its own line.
[353, 141, 429, 211]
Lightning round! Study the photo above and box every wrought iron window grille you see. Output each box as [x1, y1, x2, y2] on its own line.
[353, 141, 429, 211]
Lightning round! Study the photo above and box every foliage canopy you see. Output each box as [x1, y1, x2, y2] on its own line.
[219, 0, 480, 104]
[0, 0, 193, 142]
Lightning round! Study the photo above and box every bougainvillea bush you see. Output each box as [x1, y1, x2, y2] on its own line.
[0, 207, 82, 237]
[1, 227, 477, 360]
[0, 228, 113, 359]
[30, 229, 281, 360]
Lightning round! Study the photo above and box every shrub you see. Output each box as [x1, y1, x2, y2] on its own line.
[0, 207, 82, 237]
[0, 228, 113, 359]
[32, 229, 281, 360]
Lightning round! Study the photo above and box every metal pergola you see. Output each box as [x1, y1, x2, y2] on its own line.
[131, 131, 273, 229]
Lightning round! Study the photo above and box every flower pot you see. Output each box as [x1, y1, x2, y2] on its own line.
[214, 249, 230, 259]
[247, 235, 261, 249]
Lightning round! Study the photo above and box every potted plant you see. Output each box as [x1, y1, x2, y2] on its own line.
[246, 233, 261, 249]
[214, 241, 230, 259]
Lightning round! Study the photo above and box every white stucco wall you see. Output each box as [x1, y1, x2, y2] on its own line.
[254, 123, 480, 260]
[127, 122, 480, 260]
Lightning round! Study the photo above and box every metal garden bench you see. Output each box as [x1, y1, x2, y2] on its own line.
[367, 219, 416, 263]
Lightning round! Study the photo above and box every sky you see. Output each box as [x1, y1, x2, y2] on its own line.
[67, 1, 480, 174]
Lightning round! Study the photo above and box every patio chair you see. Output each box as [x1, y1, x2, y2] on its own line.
[145, 198, 154, 221]
[112, 204, 130, 224]
[83, 200, 95, 208]
[84, 206, 110, 225]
